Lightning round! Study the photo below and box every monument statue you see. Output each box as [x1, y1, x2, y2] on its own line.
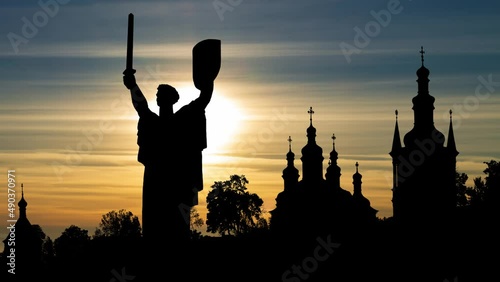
[122, 13, 221, 245]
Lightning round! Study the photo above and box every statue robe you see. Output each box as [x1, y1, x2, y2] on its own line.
[173, 98, 208, 206]
[136, 97, 207, 208]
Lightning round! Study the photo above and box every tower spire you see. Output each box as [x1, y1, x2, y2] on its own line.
[325, 133, 341, 189]
[330, 134, 335, 165]
[390, 110, 402, 192]
[416, 46, 430, 95]
[447, 110, 458, 156]
[329, 133, 338, 164]
[352, 162, 378, 221]
[390, 110, 402, 157]
[305, 106, 317, 141]
[283, 136, 299, 191]
[301, 106, 323, 183]
[406, 45, 443, 144]
[18, 183, 28, 219]
[286, 136, 295, 163]
[352, 162, 362, 196]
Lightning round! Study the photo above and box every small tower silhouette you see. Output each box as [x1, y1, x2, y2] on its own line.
[390, 110, 402, 217]
[352, 163, 378, 224]
[300, 107, 324, 184]
[447, 110, 458, 157]
[352, 162, 362, 196]
[325, 133, 342, 190]
[18, 184, 28, 221]
[2, 184, 43, 280]
[282, 136, 300, 191]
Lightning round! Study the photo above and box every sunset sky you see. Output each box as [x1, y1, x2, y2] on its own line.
[1, 0, 500, 247]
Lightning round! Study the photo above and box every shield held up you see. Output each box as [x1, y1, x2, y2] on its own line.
[193, 39, 221, 90]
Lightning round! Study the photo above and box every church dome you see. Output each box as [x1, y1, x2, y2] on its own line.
[329, 148, 338, 161]
[403, 127, 445, 148]
[416, 65, 430, 78]
[353, 170, 362, 181]
[301, 111, 322, 157]
[301, 138, 322, 156]
[416, 46, 430, 79]
[306, 124, 316, 136]
[18, 195, 27, 208]
[352, 162, 362, 182]
[19, 184, 27, 209]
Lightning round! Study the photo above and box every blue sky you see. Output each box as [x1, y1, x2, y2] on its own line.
[1, 0, 500, 244]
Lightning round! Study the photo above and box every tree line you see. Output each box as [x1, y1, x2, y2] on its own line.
[23, 159, 500, 263]
[3, 160, 497, 281]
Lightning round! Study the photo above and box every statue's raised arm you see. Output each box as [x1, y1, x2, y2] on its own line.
[123, 71, 149, 116]
[122, 13, 150, 117]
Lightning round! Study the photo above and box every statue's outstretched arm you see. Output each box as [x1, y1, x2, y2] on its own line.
[123, 72, 149, 116]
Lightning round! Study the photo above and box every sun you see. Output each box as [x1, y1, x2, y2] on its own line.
[147, 85, 244, 155]
[204, 91, 243, 155]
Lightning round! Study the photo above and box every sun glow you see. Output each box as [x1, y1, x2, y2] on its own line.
[205, 92, 244, 155]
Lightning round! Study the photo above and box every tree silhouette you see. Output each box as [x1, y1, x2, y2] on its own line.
[206, 175, 264, 236]
[456, 171, 469, 207]
[467, 176, 488, 207]
[41, 235, 54, 264]
[32, 224, 54, 266]
[190, 207, 204, 230]
[482, 160, 500, 208]
[54, 225, 90, 259]
[465, 160, 500, 211]
[190, 207, 204, 239]
[93, 209, 142, 239]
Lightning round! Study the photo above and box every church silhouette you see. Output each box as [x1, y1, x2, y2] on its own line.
[266, 48, 464, 281]
[390, 47, 458, 226]
[1, 185, 44, 281]
[270, 47, 459, 240]
[270, 108, 378, 241]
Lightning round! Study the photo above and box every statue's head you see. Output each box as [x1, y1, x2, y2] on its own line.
[156, 84, 179, 107]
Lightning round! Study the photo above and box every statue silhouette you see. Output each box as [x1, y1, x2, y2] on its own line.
[123, 37, 220, 279]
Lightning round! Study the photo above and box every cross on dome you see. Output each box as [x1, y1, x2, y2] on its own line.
[308, 107, 315, 125]
[420, 46, 425, 66]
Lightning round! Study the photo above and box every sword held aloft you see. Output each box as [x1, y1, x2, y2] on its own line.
[124, 13, 136, 75]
